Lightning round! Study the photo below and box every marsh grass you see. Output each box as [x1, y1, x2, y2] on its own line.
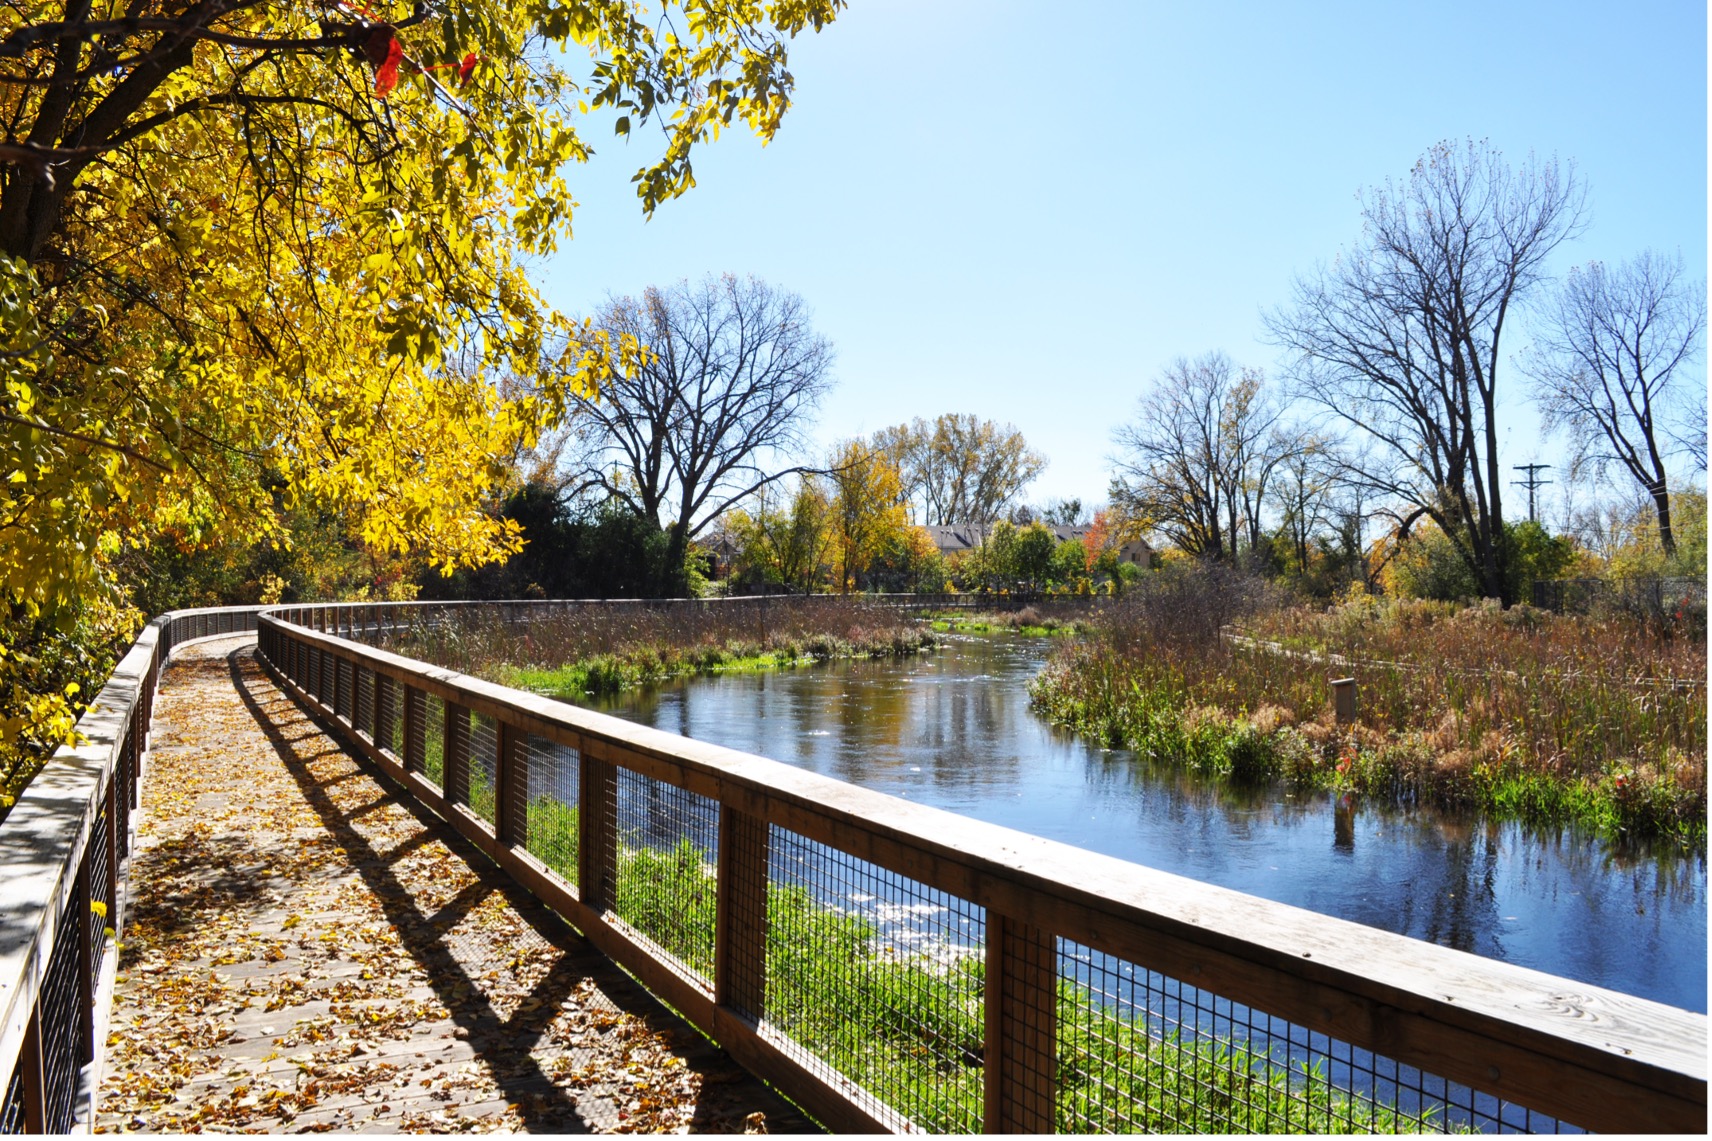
[1030, 567, 1706, 848]
[377, 598, 937, 698]
[927, 604, 1093, 637]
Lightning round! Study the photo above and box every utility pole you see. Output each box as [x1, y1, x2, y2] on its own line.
[1512, 464, 1552, 523]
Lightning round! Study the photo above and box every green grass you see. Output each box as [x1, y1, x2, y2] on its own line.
[520, 820, 1439, 1133]
[922, 607, 1092, 638]
[484, 634, 938, 700]
[496, 647, 815, 698]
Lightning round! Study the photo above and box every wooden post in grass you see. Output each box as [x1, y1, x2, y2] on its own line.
[1332, 677, 1357, 726]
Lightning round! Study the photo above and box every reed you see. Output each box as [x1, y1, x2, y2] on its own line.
[1030, 566, 1706, 848]
[375, 597, 938, 697]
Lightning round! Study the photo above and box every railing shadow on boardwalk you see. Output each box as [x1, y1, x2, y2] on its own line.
[2, 599, 1706, 1135]
[226, 645, 809, 1134]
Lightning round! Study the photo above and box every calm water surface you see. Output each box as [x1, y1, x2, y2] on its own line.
[586, 634, 1707, 1013]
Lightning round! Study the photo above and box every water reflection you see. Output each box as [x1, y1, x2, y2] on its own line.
[586, 634, 1707, 1013]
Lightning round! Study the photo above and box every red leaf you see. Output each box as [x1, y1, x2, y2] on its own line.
[374, 35, 403, 97]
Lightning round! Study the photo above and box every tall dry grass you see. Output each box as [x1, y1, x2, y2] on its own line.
[373, 597, 936, 694]
[1031, 565, 1706, 846]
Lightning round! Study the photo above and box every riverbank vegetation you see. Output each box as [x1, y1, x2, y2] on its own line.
[926, 604, 1095, 637]
[379, 597, 937, 699]
[1029, 565, 1707, 849]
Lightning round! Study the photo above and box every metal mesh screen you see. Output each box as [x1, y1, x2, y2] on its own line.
[305, 645, 320, 704]
[88, 809, 110, 975]
[420, 692, 445, 788]
[610, 768, 719, 983]
[765, 828, 984, 1133]
[354, 666, 374, 743]
[116, 731, 134, 860]
[334, 658, 351, 722]
[1054, 938, 1565, 1133]
[521, 734, 579, 881]
[38, 898, 81, 1133]
[0, 1063, 24, 1133]
[374, 677, 400, 760]
[469, 712, 499, 826]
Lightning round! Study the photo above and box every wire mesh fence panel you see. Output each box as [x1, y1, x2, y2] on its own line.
[522, 734, 579, 883]
[335, 658, 351, 722]
[374, 678, 400, 760]
[117, 730, 134, 861]
[468, 712, 499, 826]
[764, 827, 985, 1133]
[354, 667, 374, 744]
[88, 807, 110, 975]
[1054, 938, 1566, 1134]
[38, 899, 82, 1133]
[0, 1064, 23, 1133]
[420, 691, 445, 788]
[610, 767, 720, 983]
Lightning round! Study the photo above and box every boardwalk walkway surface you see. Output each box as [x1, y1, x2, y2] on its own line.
[95, 637, 813, 1134]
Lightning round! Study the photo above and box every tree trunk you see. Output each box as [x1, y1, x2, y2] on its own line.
[662, 522, 690, 597]
[1652, 480, 1677, 559]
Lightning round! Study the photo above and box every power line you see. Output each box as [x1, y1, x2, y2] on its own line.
[1512, 464, 1552, 523]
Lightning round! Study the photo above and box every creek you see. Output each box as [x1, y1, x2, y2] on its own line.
[584, 632, 1707, 1013]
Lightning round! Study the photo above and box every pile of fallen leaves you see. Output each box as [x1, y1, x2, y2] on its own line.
[96, 640, 807, 1134]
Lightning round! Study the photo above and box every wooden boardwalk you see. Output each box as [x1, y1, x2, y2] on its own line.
[95, 637, 812, 1134]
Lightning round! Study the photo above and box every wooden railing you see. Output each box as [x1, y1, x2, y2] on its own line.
[3, 598, 1704, 1133]
[0, 606, 264, 1133]
[254, 601, 1706, 1133]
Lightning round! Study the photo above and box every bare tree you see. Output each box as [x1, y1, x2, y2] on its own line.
[1110, 352, 1292, 561]
[1267, 140, 1586, 603]
[563, 274, 835, 588]
[1672, 388, 1708, 475]
[881, 414, 1045, 524]
[1529, 251, 1705, 557]
[1274, 436, 1342, 574]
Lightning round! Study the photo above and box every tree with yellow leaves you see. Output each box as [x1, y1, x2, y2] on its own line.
[0, 0, 843, 784]
[826, 439, 907, 594]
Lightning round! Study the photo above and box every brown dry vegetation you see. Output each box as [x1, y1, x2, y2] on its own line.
[1031, 565, 1707, 846]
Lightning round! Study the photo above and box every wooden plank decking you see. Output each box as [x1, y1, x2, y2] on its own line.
[95, 637, 810, 1134]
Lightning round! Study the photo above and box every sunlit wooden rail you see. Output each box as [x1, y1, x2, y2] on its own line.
[2, 598, 1705, 1133]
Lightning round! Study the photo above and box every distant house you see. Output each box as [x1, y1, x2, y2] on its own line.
[921, 524, 1151, 570]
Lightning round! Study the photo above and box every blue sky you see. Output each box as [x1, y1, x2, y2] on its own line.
[535, 1, 1708, 515]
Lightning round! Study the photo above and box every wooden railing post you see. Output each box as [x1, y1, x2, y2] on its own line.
[578, 755, 616, 911]
[444, 702, 471, 806]
[19, 1008, 43, 1133]
[715, 805, 770, 1019]
[984, 913, 1057, 1133]
[497, 722, 528, 848]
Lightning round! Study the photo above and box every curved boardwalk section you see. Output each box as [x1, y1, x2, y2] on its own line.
[96, 638, 807, 1133]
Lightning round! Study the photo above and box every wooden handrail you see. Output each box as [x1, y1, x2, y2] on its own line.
[255, 604, 1707, 1134]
